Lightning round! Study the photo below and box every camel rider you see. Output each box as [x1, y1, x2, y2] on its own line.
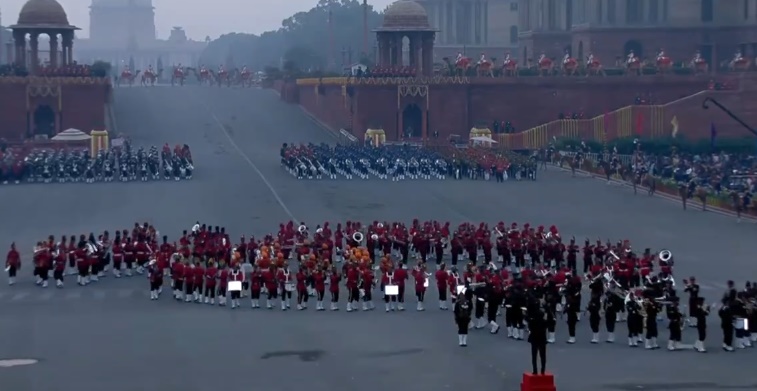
[147, 65, 154, 74]
[177, 63, 183, 73]
[242, 65, 249, 74]
[200, 64, 208, 73]
[563, 51, 571, 64]
[627, 51, 636, 64]
[538, 52, 547, 63]
[733, 51, 743, 62]
[657, 49, 666, 59]
[219, 65, 226, 74]
[123, 66, 131, 75]
[455, 52, 464, 64]
[586, 53, 595, 65]
[693, 50, 702, 62]
[478, 53, 487, 65]
[504, 52, 511, 63]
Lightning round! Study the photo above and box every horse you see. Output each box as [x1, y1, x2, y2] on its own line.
[631, 171, 656, 196]
[560, 153, 583, 177]
[625, 57, 642, 76]
[655, 55, 673, 74]
[562, 57, 579, 76]
[502, 58, 518, 77]
[730, 190, 752, 222]
[537, 57, 553, 76]
[679, 182, 708, 211]
[598, 160, 628, 182]
[585, 59, 606, 76]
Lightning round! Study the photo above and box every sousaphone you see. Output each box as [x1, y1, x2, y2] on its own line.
[352, 231, 364, 243]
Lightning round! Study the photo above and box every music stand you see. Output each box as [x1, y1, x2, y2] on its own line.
[228, 281, 242, 292]
[384, 284, 399, 296]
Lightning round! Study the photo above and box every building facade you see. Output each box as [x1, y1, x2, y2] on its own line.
[413, 0, 519, 60]
[74, 0, 206, 71]
[518, 0, 757, 68]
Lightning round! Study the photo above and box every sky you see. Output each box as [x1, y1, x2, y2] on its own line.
[2, 0, 395, 40]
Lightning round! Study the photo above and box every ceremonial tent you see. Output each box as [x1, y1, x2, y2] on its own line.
[51, 128, 91, 141]
[365, 128, 386, 147]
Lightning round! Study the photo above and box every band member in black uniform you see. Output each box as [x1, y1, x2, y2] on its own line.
[719, 298, 735, 351]
[588, 297, 602, 343]
[732, 292, 750, 348]
[667, 299, 683, 350]
[454, 293, 473, 346]
[566, 238, 578, 275]
[527, 299, 548, 375]
[582, 240, 593, 274]
[644, 299, 660, 349]
[683, 277, 700, 327]
[486, 267, 503, 334]
[603, 292, 619, 343]
[508, 280, 527, 340]
[693, 297, 709, 352]
[626, 292, 643, 347]
[565, 294, 579, 344]
[544, 284, 559, 343]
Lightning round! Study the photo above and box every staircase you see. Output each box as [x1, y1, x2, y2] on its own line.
[497, 81, 752, 149]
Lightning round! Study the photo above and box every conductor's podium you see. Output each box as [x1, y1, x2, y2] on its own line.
[521, 373, 556, 391]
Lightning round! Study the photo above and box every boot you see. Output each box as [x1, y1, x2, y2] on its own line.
[41, 280, 48, 288]
[362, 302, 368, 311]
[346, 302, 353, 312]
[439, 300, 445, 310]
[297, 304, 304, 310]
[281, 300, 287, 310]
[390, 303, 395, 311]
[204, 296, 209, 304]
[751, 334, 757, 343]
[219, 297, 226, 306]
[591, 333, 599, 343]
[56, 280, 63, 288]
[547, 332, 555, 344]
[744, 336, 753, 347]
[651, 337, 659, 349]
[231, 299, 237, 308]
[266, 300, 272, 309]
[645, 339, 653, 349]
[736, 338, 745, 349]
[368, 301, 375, 310]
[667, 340, 676, 351]
[628, 337, 636, 347]
[417, 302, 424, 311]
[606, 332, 615, 343]
[458, 334, 464, 346]
[506, 327, 513, 338]
[723, 343, 734, 352]
[184, 294, 192, 303]
[397, 303, 404, 311]
[490, 321, 500, 334]
[461, 334, 468, 346]
[567, 336, 576, 344]
[8, 277, 15, 286]
[476, 318, 486, 329]
[286, 299, 291, 309]
[385, 303, 391, 312]
[331, 302, 338, 311]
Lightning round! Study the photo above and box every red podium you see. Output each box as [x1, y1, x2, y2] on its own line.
[521, 372, 556, 391]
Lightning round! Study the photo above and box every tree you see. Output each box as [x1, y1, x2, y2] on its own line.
[200, 0, 383, 72]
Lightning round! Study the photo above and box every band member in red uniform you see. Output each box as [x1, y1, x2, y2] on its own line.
[313, 267, 326, 310]
[435, 263, 449, 309]
[229, 262, 244, 309]
[345, 264, 360, 312]
[193, 259, 205, 303]
[123, 239, 135, 276]
[204, 260, 218, 304]
[395, 263, 408, 310]
[413, 262, 428, 311]
[148, 260, 163, 300]
[183, 260, 195, 302]
[75, 242, 89, 286]
[361, 267, 375, 311]
[66, 236, 76, 276]
[171, 256, 185, 300]
[5, 243, 20, 285]
[218, 263, 229, 306]
[277, 264, 294, 310]
[329, 265, 341, 310]
[263, 265, 278, 309]
[295, 267, 309, 310]
[249, 265, 262, 308]
[112, 238, 124, 278]
[135, 238, 150, 274]
[53, 249, 66, 288]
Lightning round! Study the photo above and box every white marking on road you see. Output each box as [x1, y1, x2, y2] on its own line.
[36, 292, 54, 300]
[199, 99, 298, 221]
[10, 292, 29, 301]
[0, 359, 38, 367]
[117, 289, 134, 298]
[64, 291, 82, 299]
[92, 290, 107, 299]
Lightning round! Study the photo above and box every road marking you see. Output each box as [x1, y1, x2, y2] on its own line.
[64, 291, 82, 299]
[0, 359, 38, 367]
[198, 97, 298, 221]
[117, 289, 134, 298]
[10, 292, 29, 301]
[92, 290, 107, 299]
[36, 292, 54, 300]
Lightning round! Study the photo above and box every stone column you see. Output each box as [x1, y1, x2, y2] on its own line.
[409, 35, 417, 67]
[390, 36, 400, 66]
[13, 31, 26, 67]
[29, 33, 39, 74]
[49, 34, 59, 68]
[62, 32, 73, 65]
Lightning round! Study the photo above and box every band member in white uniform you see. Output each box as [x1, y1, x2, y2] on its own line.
[229, 264, 244, 309]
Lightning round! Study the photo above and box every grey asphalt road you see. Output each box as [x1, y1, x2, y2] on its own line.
[1, 85, 756, 391]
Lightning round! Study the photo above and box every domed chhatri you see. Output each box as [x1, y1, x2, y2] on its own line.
[16, 0, 73, 28]
[381, 0, 431, 30]
[10, 0, 80, 72]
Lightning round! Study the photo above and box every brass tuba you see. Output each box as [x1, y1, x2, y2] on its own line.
[298, 224, 308, 234]
[658, 249, 673, 263]
[352, 231, 364, 243]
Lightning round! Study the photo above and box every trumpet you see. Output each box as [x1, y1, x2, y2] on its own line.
[493, 227, 505, 238]
[608, 250, 620, 260]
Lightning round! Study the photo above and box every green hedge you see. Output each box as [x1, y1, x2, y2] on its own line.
[555, 136, 757, 155]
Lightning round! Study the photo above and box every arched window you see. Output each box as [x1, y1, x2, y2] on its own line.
[510, 26, 518, 44]
[701, 0, 713, 22]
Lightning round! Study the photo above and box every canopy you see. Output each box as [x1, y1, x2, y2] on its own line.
[469, 127, 492, 138]
[471, 136, 497, 143]
[52, 128, 91, 141]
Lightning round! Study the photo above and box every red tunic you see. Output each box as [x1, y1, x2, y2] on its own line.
[205, 267, 218, 287]
[434, 270, 447, 290]
[296, 271, 307, 292]
[329, 272, 341, 293]
[313, 271, 325, 292]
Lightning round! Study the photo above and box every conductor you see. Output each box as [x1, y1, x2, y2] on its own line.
[454, 292, 473, 346]
[527, 299, 548, 374]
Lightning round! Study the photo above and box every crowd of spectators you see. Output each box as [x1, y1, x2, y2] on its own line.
[0, 62, 92, 77]
[636, 151, 757, 194]
[356, 66, 417, 78]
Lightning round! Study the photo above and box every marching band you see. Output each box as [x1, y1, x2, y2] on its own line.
[5, 219, 756, 353]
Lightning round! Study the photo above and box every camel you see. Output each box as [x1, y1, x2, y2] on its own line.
[536, 57, 554, 76]
[729, 57, 751, 72]
[443, 56, 472, 76]
[171, 67, 187, 86]
[475, 60, 494, 77]
[585, 58, 606, 76]
[116, 70, 140, 87]
[501, 58, 518, 77]
[140, 68, 163, 86]
[689, 58, 709, 74]
[625, 57, 643, 76]
[655, 54, 673, 74]
[562, 57, 579, 76]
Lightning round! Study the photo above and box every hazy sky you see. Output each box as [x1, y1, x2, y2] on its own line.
[2, 0, 395, 40]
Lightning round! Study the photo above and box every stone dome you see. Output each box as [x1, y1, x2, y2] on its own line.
[382, 0, 430, 29]
[16, 0, 70, 27]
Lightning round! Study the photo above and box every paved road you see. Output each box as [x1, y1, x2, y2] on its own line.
[1, 86, 756, 391]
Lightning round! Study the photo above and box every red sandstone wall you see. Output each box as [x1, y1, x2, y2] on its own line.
[299, 85, 352, 132]
[662, 89, 757, 140]
[61, 84, 109, 133]
[0, 83, 27, 140]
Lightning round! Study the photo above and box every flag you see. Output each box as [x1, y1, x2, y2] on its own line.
[635, 112, 643, 135]
[671, 116, 679, 138]
[710, 123, 717, 147]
